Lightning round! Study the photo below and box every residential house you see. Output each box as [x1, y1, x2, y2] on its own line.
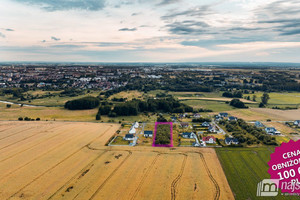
[208, 125, 217, 133]
[193, 113, 201, 118]
[144, 131, 153, 138]
[180, 122, 189, 128]
[294, 120, 300, 126]
[133, 122, 139, 128]
[202, 136, 216, 144]
[255, 121, 264, 128]
[170, 116, 177, 122]
[201, 122, 210, 127]
[225, 137, 239, 145]
[129, 127, 136, 134]
[124, 134, 135, 141]
[265, 127, 281, 135]
[228, 116, 237, 121]
[215, 115, 223, 121]
[182, 132, 195, 139]
[219, 112, 228, 118]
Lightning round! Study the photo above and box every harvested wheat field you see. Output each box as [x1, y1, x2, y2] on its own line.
[0, 121, 233, 200]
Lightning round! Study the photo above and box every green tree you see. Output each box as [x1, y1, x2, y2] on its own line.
[252, 95, 256, 102]
[96, 113, 101, 120]
[261, 93, 270, 105]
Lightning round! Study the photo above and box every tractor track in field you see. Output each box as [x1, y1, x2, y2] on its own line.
[0, 127, 36, 142]
[188, 151, 220, 200]
[0, 123, 67, 150]
[0, 123, 66, 141]
[130, 153, 161, 200]
[0, 128, 89, 181]
[0, 125, 29, 135]
[7, 126, 114, 200]
[171, 153, 187, 200]
[88, 150, 132, 200]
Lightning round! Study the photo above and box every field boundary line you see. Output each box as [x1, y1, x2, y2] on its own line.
[216, 150, 252, 199]
[0, 127, 36, 141]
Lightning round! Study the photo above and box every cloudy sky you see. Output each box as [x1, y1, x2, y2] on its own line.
[1, 0, 300, 62]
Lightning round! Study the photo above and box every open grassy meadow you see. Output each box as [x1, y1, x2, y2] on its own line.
[0, 90, 101, 107]
[108, 90, 144, 101]
[216, 148, 298, 200]
[0, 121, 233, 200]
[248, 92, 300, 105]
[0, 102, 99, 121]
[179, 99, 237, 112]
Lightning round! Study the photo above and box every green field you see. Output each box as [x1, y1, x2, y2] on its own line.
[0, 90, 101, 106]
[146, 90, 222, 98]
[216, 148, 298, 200]
[180, 99, 237, 112]
[248, 92, 300, 105]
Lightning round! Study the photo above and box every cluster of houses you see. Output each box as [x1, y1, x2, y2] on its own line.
[215, 113, 237, 122]
[181, 122, 218, 134]
[123, 122, 139, 142]
[181, 132, 213, 146]
[254, 121, 281, 135]
[170, 113, 203, 122]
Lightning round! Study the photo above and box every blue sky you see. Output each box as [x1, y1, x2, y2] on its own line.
[1, 0, 300, 62]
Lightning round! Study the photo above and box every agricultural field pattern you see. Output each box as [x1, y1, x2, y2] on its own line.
[0, 121, 233, 200]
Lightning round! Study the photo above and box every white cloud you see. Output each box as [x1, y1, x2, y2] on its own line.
[1, 0, 300, 62]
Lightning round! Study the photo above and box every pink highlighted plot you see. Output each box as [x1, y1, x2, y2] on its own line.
[152, 122, 173, 147]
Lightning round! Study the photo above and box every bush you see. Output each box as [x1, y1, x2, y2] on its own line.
[259, 103, 265, 108]
[18, 117, 23, 121]
[157, 115, 168, 122]
[36, 117, 40, 121]
[96, 114, 101, 120]
[108, 112, 117, 118]
[65, 96, 99, 110]
[6, 104, 11, 108]
[230, 99, 248, 108]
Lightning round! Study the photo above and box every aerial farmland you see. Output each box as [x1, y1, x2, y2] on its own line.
[0, 121, 233, 200]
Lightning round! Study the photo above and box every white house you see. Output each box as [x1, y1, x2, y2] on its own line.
[294, 120, 300, 126]
[129, 127, 136, 134]
[202, 136, 216, 144]
[201, 122, 210, 127]
[133, 122, 139, 128]
[182, 132, 195, 139]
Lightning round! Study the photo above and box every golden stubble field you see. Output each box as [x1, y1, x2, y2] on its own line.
[0, 121, 233, 200]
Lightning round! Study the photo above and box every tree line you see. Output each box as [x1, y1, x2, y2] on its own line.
[96, 97, 193, 119]
[64, 96, 100, 110]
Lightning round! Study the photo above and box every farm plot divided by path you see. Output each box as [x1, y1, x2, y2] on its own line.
[0, 121, 233, 200]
